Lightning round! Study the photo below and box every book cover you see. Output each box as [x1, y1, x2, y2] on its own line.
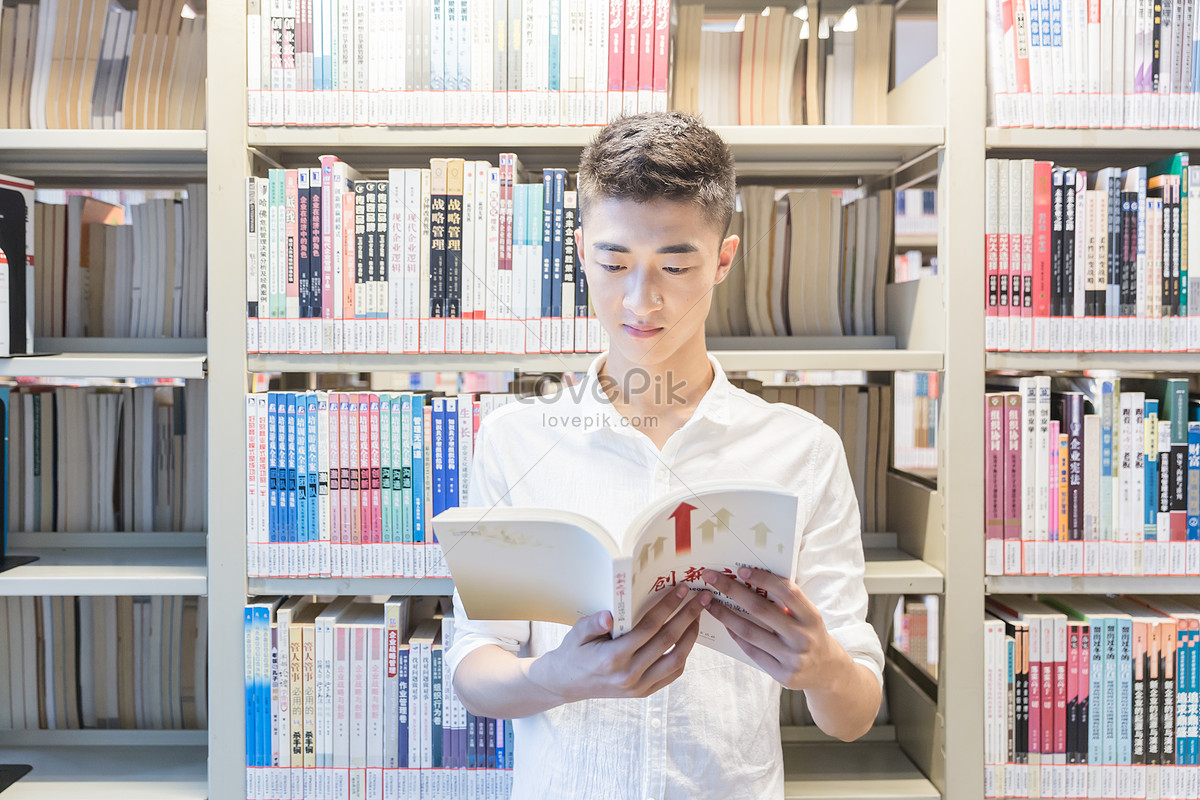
[433, 480, 798, 669]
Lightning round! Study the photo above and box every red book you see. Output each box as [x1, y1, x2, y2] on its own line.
[1004, 393, 1023, 574]
[986, 394, 1005, 575]
[1032, 160, 1053, 351]
[1053, 618, 1066, 774]
[358, 395, 372, 573]
[369, 394, 382, 576]
[1067, 623, 1080, 770]
[608, 0, 624, 117]
[1028, 616, 1042, 762]
[652, 0, 670, 111]
[329, 393, 342, 575]
[1078, 625, 1090, 768]
[638, 0, 655, 112]
[623, 0, 640, 113]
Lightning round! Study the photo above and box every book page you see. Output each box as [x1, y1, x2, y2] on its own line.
[625, 481, 798, 666]
[434, 507, 622, 627]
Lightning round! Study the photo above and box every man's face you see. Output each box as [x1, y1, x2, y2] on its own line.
[575, 196, 739, 368]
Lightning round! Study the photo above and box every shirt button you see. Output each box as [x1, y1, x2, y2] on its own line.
[650, 717, 662, 729]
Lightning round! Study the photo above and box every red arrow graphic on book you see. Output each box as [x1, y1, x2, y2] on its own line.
[671, 502, 697, 555]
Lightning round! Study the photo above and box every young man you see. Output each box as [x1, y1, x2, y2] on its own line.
[446, 112, 883, 799]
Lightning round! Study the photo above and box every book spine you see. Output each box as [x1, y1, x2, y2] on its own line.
[987, 394, 1006, 575]
[540, 170, 553, 353]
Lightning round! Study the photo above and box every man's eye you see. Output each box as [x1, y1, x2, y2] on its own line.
[600, 264, 624, 272]
[664, 267, 690, 275]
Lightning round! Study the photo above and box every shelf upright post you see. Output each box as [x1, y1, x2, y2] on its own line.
[940, 0, 987, 796]
[207, 0, 252, 795]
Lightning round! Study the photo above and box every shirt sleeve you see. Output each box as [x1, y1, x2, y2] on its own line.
[444, 415, 532, 684]
[792, 424, 885, 689]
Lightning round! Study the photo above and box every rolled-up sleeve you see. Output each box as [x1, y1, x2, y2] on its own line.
[793, 425, 885, 689]
[444, 416, 532, 683]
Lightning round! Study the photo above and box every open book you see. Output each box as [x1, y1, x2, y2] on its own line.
[431, 480, 799, 668]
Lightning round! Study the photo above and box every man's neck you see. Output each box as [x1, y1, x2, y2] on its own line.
[599, 336, 715, 420]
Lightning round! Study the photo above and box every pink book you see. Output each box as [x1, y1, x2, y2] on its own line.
[986, 394, 1006, 575]
[286, 170, 300, 353]
[623, 0, 639, 113]
[1078, 624, 1089, 768]
[499, 154, 514, 352]
[341, 191, 356, 353]
[1029, 616, 1042, 764]
[607, 0, 624, 119]
[1053, 619, 1066, 778]
[1004, 393, 1023, 574]
[1032, 161, 1052, 351]
[638, 0, 654, 112]
[369, 394, 382, 577]
[357, 395, 371, 571]
[339, 394, 353, 577]
[1067, 623, 1080, 771]
[652, 0, 670, 111]
[1041, 617, 1054, 760]
[319, 156, 337, 351]
[1049, 420, 1060, 564]
[328, 393, 342, 577]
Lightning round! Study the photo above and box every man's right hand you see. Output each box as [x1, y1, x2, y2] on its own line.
[527, 586, 710, 704]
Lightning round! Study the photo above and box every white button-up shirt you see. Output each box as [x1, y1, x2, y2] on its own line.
[446, 352, 884, 800]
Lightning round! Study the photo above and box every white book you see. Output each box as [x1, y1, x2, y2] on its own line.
[593, 0, 608, 123]
[1028, 0, 1045, 126]
[479, 0, 494, 126]
[988, 0, 1011, 126]
[353, 0, 369, 125]
[1049, 0, 1065, 126]
[368, 0, 382, 125]
[485, 167, 500, 354]
[418, 168, 432, 353]
[365, 622, 384, 799]
[249, 3, 263, 124]
[1098, 0, 1113, 126]
[1110, 0, 1126, 127]
[1118, 392, 1134, 574]
[247, 178, 261, 353]
[338, 0, 355, 123]
[522, 0, 538, 124]
[508, 0, 524, 125]
[1087, 0, 1101, 125]
[402, 169, 421, 353]
[462, 161, 476, 354]
[382, 598, 408, 799]
[1060, 0, 1077, 126]
[459, 0, 473, 125]
[1189, 165, 1200, 351]
[316, 392, 332, 577]
[256, 178, 271, 352]
[1131, 394, 1145, 575]
[332, 621, 351, 800]
[387, 170, 405, 353]
[283, 0, 298, 124]
[473, 161, 489, 351]
[1035, 377, 1052, 574]
[430, 0, 445, 126]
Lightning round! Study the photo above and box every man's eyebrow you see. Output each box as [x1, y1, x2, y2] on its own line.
[593, 241, 700, 255]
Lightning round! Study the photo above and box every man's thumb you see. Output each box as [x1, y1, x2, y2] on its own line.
[579, 609, 613, 640]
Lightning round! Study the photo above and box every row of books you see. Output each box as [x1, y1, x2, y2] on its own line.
[0, 595, 208, 731]
[7, 382, 207, 535]
[674, 4, 894, 126]
[894, 371, 938, 473]
[985, 0, 1200, 129]
[983, 376, 1199, 578]
[705, 187, 893, 339]
[245, 0, 668, 127]
[245, 390, 515, 580]
[896, 189, 938, 237]
[33, 186, 208, 339]
[246, 155, 609, 355]
[894, 249, 938, 285]
[984, 155, 1200, 353]
[0, 0, 207, 130]
[0, 174, 39, 356]
[743, 379, 891, 534]
[244, 595, 512, 800]
[984, 594, 1200, 800]
[894, 594, 939, 679]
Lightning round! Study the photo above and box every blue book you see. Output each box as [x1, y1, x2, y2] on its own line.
[551, 169, 565, 340]
[286, 394, 298, 573]
[1100, 380, 1115, 563]
[431, 397, 445, 517]
[296, 393, 309, 573]
[400, 394, 414, 551]
[266, 394, 278, 568]
[411, 394, 426, 546]
[548, 0, 560, 98]
[1103, 617, 1117, 769]
[466, 711, 476, 770]
[494, 718, 505, 775]
[541, 170, 553, 348]
[380, 394, 393, 564]
[504, 720, 514, 768]
[445, 397, 459, 510]
[244, 606, 256, 772]
[306, 393, 319, 564]
[1146, 399, 1160, 549]
[1187, 422, 1199, 549]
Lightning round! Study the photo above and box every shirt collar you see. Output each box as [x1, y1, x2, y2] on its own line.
[575, 350, 733, 434]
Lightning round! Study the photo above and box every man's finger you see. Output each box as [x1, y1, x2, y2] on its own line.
[623, 585, 693, 649]
[638, 616, 701, 691]
[631, 591, 708, 673]
[737, 566, 821, 624]
[701, 569, 793, 637]
[569, 609, 614, 645]
[704, 595, 782, 654]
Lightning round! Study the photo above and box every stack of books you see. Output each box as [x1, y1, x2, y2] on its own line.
[0, 0, 206, 130]
[983, 375, 1199, 577]
[984, 155, 1200, 353]
[243, 595, 512, 800]
[984, 594, 1200, 800]
[985, 0, 1200, 129]
[0, 595, 208, 731]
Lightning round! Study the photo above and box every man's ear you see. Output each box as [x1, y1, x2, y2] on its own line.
[714, 234, 739, 285]
[574, 225, 586, 275]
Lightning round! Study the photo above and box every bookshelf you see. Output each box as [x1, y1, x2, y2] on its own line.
[201, 0, 971, 796]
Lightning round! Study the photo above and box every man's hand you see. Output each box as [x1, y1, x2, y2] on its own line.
[700, 566, 848, 692]
[527, 585, 710, 704]
[700, 566, 880, 741]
